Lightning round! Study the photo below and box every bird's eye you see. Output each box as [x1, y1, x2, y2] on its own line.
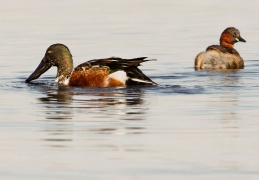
[48, 50, 52, 54]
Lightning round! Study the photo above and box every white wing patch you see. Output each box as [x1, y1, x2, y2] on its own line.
[108, 71, 128, 82]
[105, 71, 128, 86]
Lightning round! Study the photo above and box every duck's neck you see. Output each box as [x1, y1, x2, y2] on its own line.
[220, 33, 234, 49]
[56, 56, 74, 84]
[220, 41, 234, 49]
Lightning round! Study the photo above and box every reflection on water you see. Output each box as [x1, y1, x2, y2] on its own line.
[32, 84, 150, 149]
[38, 86, 73, 120]
[37, 85, 147, 120]
[2, 61, 259, 179]
[195, 69, 242, 122]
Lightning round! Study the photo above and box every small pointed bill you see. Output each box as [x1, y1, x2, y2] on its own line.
[237, 36, 246, 42]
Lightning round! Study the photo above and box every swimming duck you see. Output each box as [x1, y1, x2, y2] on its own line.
[25, 44, 157, 87]
[195, 27, 246, 69]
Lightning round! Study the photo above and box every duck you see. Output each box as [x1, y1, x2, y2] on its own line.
[195, 27, 246, 69]
[25, 43, 157, 87]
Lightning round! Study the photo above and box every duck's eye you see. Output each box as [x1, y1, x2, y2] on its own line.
[47, 50, 52, 54]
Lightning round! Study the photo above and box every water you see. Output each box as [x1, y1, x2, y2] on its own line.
[1, 0, 259, 179]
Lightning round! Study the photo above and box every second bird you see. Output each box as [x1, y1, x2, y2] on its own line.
[195, 27, 246, 70]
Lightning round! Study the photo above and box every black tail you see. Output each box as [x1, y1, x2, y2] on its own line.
[125, 66, 157, 86]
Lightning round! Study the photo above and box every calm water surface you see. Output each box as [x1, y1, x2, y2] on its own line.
[1, 0, 259, 179]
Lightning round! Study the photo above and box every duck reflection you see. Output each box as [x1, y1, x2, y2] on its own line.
[34, 84, 149, 148]
[202, 69, 241, 122]
[205, 69, 241, 85]
[37, 85, 146, 120]
[38, 85, 73, 120]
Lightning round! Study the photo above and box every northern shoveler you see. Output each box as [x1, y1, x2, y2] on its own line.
[25, 44, 157, 87]
[195, 27, 246, 69]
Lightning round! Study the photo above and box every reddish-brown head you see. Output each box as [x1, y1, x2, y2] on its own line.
[220, 27, 246, 48]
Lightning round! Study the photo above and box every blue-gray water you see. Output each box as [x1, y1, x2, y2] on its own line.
[1, 1, 259, 179]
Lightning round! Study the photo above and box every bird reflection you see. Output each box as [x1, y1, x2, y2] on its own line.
[205, 69, 241, 86]
[37, 85, 147, 120]
[201, 69, 241, 122]
[34, 83, 149, 148]
[38, 85, 74, 120]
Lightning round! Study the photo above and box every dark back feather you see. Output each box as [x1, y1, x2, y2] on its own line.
[206, 45, 240, 55]
[74, 57, 157, 85]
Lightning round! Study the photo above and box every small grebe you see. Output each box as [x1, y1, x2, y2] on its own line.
[195, 27, 246, 69]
